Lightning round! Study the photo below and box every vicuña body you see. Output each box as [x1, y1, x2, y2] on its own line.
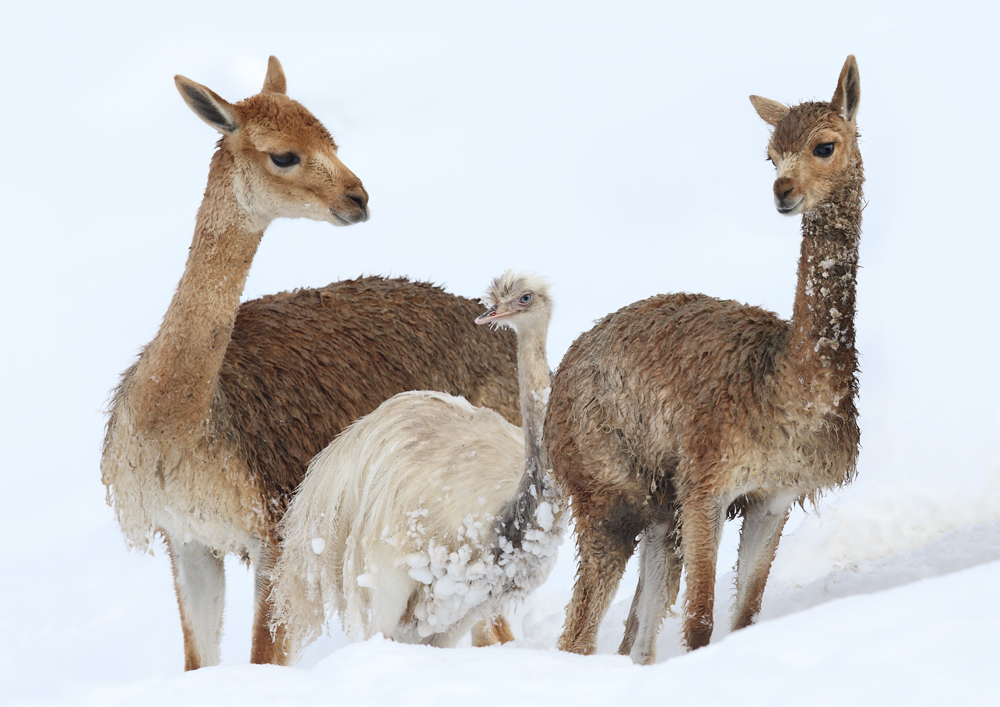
[272, 271, 564, 656]
[101, 57, 519, 670]
[545, 56, 863, 662]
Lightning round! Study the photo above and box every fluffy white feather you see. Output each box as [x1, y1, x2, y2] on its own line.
[271, 272, 565, 656]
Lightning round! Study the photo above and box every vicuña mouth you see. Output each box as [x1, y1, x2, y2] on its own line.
[330, 207, 369, 225]
[776, 197, 804, 215]
[329, 209, 351, 225]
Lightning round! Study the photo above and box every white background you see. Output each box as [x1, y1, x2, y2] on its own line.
[2, 2, 998, 705]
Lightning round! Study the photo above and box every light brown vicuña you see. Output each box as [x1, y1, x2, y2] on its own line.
[101, 57, 519, 671]
[545, 55, 863, 662]
[271, 272, 564, 655]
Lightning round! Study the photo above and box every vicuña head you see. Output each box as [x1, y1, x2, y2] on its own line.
[175, 56, 369, 228]
[750, 55, 860, 216]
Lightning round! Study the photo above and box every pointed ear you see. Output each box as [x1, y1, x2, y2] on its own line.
[175, 75, 239, 134]
[262, 56, 287, 95]
[749, 95, 789, 127]
[831, 55, 860, 123]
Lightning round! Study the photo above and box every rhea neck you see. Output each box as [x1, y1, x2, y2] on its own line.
[787, 152, 864, 412]
[133, 146, 266, 433]
[492, 310, 552, 552]
[515, 315, 551, 474]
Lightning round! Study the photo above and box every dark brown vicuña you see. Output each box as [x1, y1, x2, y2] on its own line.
[101, 57, 519, 672]
[220, 277, 520, 517]
[546, 55, 863, 663]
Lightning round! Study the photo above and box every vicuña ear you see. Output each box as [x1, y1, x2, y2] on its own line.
[262, 56, 287, 95]
[831, 55, 860, 123]
[175, 75, 239, 134]
[749, 95, 789, 127]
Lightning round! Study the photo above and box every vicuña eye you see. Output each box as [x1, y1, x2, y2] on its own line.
[813, 143, 835, 158]
[270, 153, 300, 167]
[519, 294, 532, 304]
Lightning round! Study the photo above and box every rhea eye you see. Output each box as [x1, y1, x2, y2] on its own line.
[813, 143, 835, 158]
[519, 294, 532, 304]
[270, 153, 300, 168]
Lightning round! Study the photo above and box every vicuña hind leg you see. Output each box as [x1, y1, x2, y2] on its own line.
[164, 532, 225, 671]
[558, 492, 643, 655]
[618, 515, 681, 664]
[731, 496, 790, 631]
[250, 542, 291, 666]
[678, 492, 727, 650]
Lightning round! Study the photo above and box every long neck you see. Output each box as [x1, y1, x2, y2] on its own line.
[787, 154, 864, 412]
[132, 147, 265, 435]
[494, 317, 552, 550]
[517, 321, 551, 485]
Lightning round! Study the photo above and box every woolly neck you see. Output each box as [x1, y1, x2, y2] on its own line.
[132, 147, 265, 434]
[786, 154, 864, 412]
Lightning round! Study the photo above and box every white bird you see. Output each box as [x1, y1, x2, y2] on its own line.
[272, 271, 565, 656]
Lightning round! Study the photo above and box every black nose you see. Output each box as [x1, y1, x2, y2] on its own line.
[343, 187, 369, 222]
[346, 187, 369, 210]
[774, 178, 795, 201]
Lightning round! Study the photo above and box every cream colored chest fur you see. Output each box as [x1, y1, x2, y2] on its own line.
[101, 400, 265, 557]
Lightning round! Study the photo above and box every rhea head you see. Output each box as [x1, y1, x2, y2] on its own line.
[475, 270, 552, 335]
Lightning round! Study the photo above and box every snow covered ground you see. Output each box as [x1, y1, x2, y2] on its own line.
[2, 1, 999, 705]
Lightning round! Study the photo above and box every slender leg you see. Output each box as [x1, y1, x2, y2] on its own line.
[619, 536, 646, 657]
[471, 616, 515, 647]
[731, 497, 789, 631]
[557, 493, 643, 655]
[618, 515, 681, 664]
[678, 493, 727, 650]
[164, 533, 225, 671]
[250, 542, 291, 666]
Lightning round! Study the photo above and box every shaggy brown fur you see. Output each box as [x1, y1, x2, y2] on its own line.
[101, 57, 519, 671]
[546, 56, 863, 662]
[219, 277, 521, 525]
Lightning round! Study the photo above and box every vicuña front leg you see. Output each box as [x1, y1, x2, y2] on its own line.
[558, 493, 643, 655]
[164, 533, 225, 670]
[731, 496, 789, 631]
[619, 516, 681, 664]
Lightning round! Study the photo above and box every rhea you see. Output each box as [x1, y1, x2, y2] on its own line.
[272, 271, 564, 656]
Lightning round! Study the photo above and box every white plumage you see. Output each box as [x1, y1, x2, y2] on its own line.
[272, 271, 565, 656]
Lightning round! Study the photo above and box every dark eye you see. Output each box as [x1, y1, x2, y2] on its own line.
[813, 143, 835, 158]
[270, 153, 300, 168]
[519, 294, 532, 304]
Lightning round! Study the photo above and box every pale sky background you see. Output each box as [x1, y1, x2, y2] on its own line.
[1, 1, 998, 702]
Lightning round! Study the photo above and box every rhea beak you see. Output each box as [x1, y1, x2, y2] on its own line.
[475, 306, 498, 326]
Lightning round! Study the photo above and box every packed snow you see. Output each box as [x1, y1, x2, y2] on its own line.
[2, 2, 999, 706]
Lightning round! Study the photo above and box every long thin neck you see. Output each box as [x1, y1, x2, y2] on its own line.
[517, 322, 551, 484]
[132, 148, 265, 434]
[787, 154, 864, 411]
[493, 316, 552, 550]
